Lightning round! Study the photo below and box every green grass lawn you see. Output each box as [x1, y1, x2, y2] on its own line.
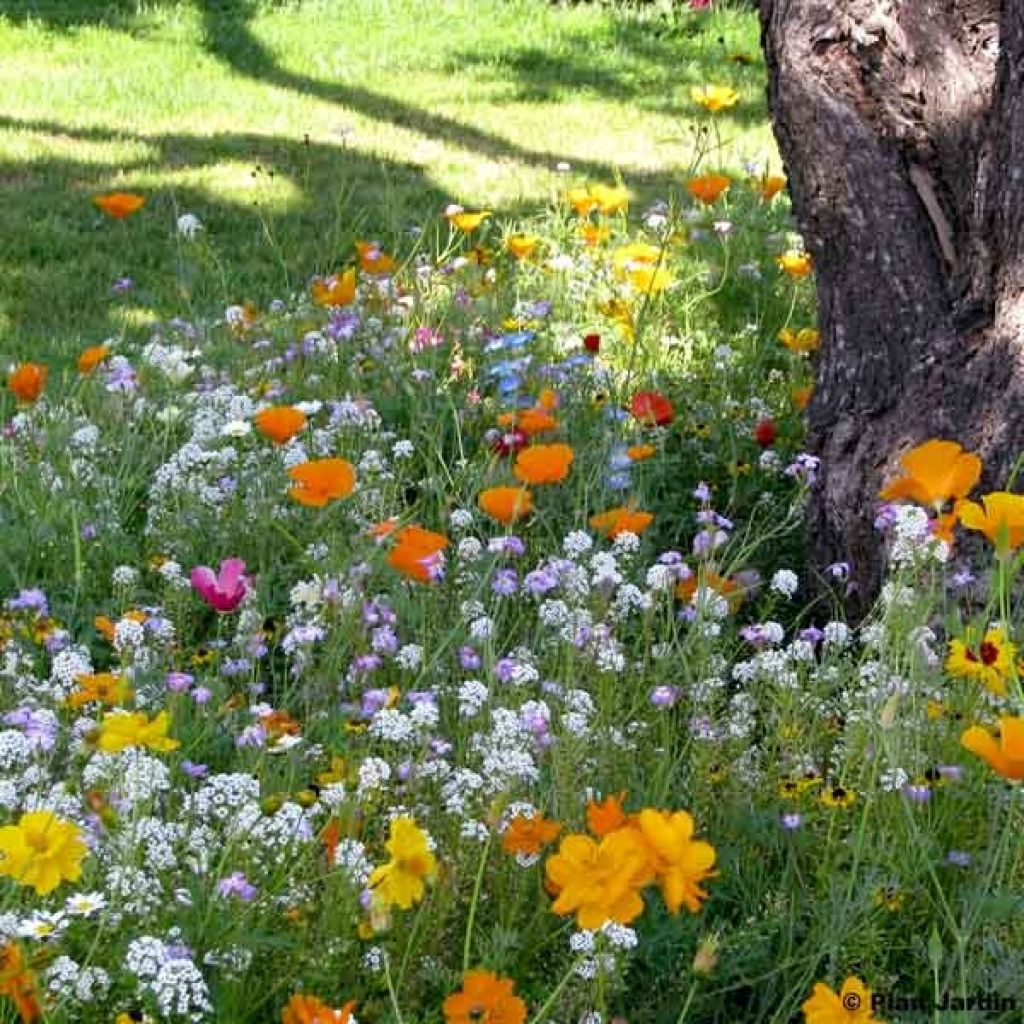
[0, 0, 773, 353]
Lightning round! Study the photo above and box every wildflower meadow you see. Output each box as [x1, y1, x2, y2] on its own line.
[2, 2, 1024, 1023]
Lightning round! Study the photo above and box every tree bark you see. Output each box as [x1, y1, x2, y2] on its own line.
[759, 0, 1024, 616]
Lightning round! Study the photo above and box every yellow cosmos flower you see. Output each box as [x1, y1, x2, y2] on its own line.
[96, 710, 180, 754]
[691, 84, 740, 113]
[0, 811, 88, 895]
[634, 809, 716, 914]
[946, 628, 1017, 697]
[367, 817, 437, 910]
[802, 977, 883, 1024]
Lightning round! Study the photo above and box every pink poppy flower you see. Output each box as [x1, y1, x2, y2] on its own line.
[190, 558, 251, 613]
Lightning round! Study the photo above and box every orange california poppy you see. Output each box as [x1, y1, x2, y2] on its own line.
[287, 458, 356, 506]
[496, 407, 559, 438]
[443, 971, 527, 1024]
[0, 943, 41, 1023]
[777, 327, 820, 354]
[513, 443, 574, 485]
[77, 345, 110, 374]
[567, 187, 599, 217]
[447, 210, 491, 232]
[355, 241, 397, 275]
[579, 222, 611, 246]
[879, 440, 981, 510]
[388, 525, 450, 583]
[586, 792, 629, 836]
[281, 994, 356, 1024]
[626, 444, 656, 462]
[367, 517, 400, 542]
[479, 486, 534, 526]
[675, 572, 743, 611]
[686, 174, 731, 205]
[93, 192, 146, 219]
[758, 174, 787, 201]
[955, 492, 1024, 553]
[792, 385, 812, 411]
[589, 506, 654, 539]
[502, 814, 561, 856]
[777, 250, 812, 277]
[961, 717, 1024, 780]
[589, 183, 629, 215]
[7, 364, 47, 404]
[312, 269, 357, 307]
[506, 234, 540, 260]
[255, 406, 308, 444]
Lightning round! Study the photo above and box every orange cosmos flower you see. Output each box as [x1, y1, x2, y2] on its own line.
[7, 364, 47, 404]
[281, 994, 356, 1024]
[586, 792, 629, 836]
[589, 506, 654, 539]
[802, 977, 881, 1024]
[0, 943, 40, 1024]
[255, 406, 308, 444]
[758, 174, 787, 200]
[879, 439, 981, 510]
[355, 240, 397, 275]
[686, 174, 731, 205]
[961, 716, 1024, 780]
[288, 458, 356, 507]
[77, 344, 110, 373]
[777, 250, 812, 277]
[626, 444, 656, 462]
[502, 813, 561, 856]
[93, 192, 146, 219]
[634, 809, 716, 914]
[955, 491, 1024, 553]
[513, 443, 574, 485]
[66, 672, 133, 710]
[388, 525, 450, 583]
[447, 209, 491, 232]
[506, 234, 540, 260]
[443, 971, 527, 1024]
[479, 486, 534, 526]
[312, 269, 356, 307]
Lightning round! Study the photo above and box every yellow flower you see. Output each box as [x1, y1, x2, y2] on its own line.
[634, 809, 716, 914]
[545, 828, 653, 929]
[0, 811, 88, 895]
[367, 817, 437, 910]
[777, 250, 812, 277]
[955, 492, 1024, 554]
[961, 716, 1024, 780]
[589, 183, 629, 214]
[312, 269, 356, 307]
[758, 174, 787, 201]
[946, 628, 1016, 697]
[879, 440, 981, 510]
[686, 174, 731, 205]
[691, 84, 740, 113]
[447, 209, 491, 232]
[820, 785, 856, 809]
[505, 234, 540, 260]
[778, 327, 820, 354]
[802, 977, 883, 1024]
[96, 710, 180, 753]
[626, 263, 674, 294]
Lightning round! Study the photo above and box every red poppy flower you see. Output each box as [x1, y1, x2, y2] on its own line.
[631, 391, 674, 427]
[754, 419, 777, 447]
[583, 333, 601, 354]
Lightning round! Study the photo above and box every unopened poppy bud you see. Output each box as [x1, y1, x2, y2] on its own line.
[692, 934, 719, 975]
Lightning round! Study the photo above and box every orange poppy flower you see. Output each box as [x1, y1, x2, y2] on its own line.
[579, 222, 611, 246]
[589, 183, 629, 214]
[367, 517, 400, 542]
[312, 269, 356, 307]
[443, 971, 527, 1024]
[93, 192, 146, 219]
[758, 174, 787, 201]
[686, 174, 731, 205]
[7, 364, 47, 404]
[586, 792, 629, 836]
[506, 234, 540, 260]
[567, 187, 599, 217]
[513, 443, 574, 485]
[502, 813, 561, 856]
[77, 345, 110, 374]
[255, 406, 308, 444]
[479, 487, 534, 525]
[791, 385, 813, 411]
[281, 994, 356, 1024]
[589, 506, 654, 538]
[777, 327, 820, 354]
[955, 492, 1024, 553]
[777, 250, 812, 277]
[0, 943, 40, 1023]
[675, 572, 743, 610]
[447, 210, 491, 232]
[626, 444, 656, 462]
[288, 458, 357, 506]
[388, 525, 450, 583]
[355, 240, 397, 275]
[66, 672, 134, 710]
[961, 716, 1024, 780]
[879, 440, 982, 510]
[496, 407, 559, 437]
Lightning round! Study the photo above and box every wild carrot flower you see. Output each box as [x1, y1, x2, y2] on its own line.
[961, 716, 1024, 779]
[634, 809, 716, 914]
[96, 709, 180, 754]
[802, 976, 882, 1024]
[691, 84, 739, 112]
[0, 811, 88, 895]
[502, 814, 560, 856]
[7, 364, 47, 404]
[946, 628, 1017, 697]
[281, 994, 356, 1024]
[288, 458, 357, 506]
[368, 817, 437, 909]
[686, 174, 731, 205]
[955, 492, 1024, 553]
[545, 828, 652, 928]
[255, 406, 308, 444]
[479, 487, 534, 526]
[444, 971, 526, 1024]
[190, 558, 251, 613]
[93, 192, 146, 219]
[879, 440, 981, 510]
[513, 444, 574, 485]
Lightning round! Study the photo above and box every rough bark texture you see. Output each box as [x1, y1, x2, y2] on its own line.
[759, 0, 1024, 616]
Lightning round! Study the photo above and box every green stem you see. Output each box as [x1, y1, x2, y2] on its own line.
[384, 951, 406, 1024]
[674, 981, 700, 1024]
[527, 959, 580, 1024]
[462, 831, 494, 973]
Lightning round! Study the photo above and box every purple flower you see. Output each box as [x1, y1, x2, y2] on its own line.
[6, 588, 49, 616]
[182, 761, 209, 779]
[190, 558, 251, 613]
[781, 812, 802, 831]
[459, 646, 481, 671]
[649, 685, 681, 708]
[191, 686, 213, 705]
[167, 672, 194, 693]
[524, 569, 558, 596]
[492, 569, 519, 596]
[111, 277, 134, 294]
[903, 783, 931, 803]
[947, 850, 971, 867]
[217, 872, 258, 902]
[798, 627, 824, 645]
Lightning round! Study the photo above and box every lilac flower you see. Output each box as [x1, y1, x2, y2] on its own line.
[192, 686, 213, 705]
[524, 569, 558, 596]
[903, 783, 931, 803]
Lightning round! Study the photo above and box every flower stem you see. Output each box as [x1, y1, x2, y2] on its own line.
[384, 951, 406, 1024]
[462, 831, 494, 973]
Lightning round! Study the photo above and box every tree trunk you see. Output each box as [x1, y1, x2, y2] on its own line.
[759, 0, 1024, 616]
